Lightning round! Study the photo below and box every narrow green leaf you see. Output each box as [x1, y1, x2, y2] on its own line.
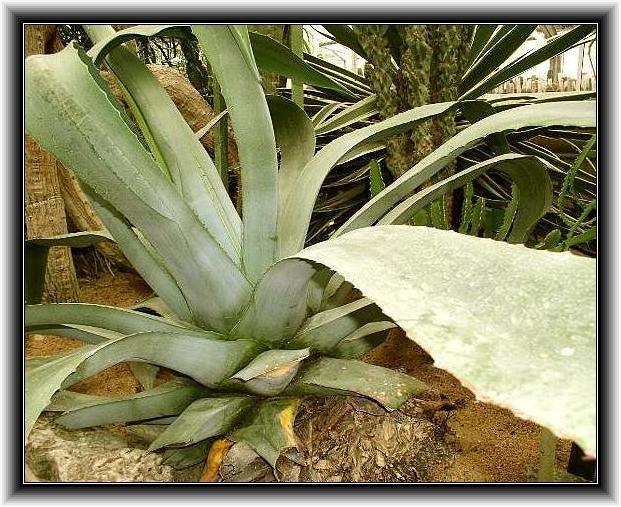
[320, 25, 368, 60]
[149, 396, 255, 451]
[315, 94, 377, 135]
[337, 101, 595, 236]
[369, 160, 386, 198]
[55, 378, 208, 429]
[377, 153, 552, 244]
[331, 321, 397, 359]
[162, 439, 214, 469]
[193, 25, 279, 281]
[461, 25, 596, 100]
[496, 183, 520, 241]
[279, 101, 455, 256]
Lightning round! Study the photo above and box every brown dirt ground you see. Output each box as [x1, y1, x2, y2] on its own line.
[26, 271, 573, 483]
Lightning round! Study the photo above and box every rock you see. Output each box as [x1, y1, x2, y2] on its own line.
[26, 415, 201, 482]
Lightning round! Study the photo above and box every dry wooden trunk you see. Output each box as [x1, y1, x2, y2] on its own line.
[25, 24, 80, 302]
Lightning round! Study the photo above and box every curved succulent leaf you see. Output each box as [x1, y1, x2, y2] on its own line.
[337, 101, 596, 236]
[287, 298, 382, 353]
[26, 303, 198, 336]
[86, 26, 243, 263]
[87, 194, 192, 322]
[162, 439, 214, 469]
[378, 153, 553, 243]
[331, 321, 397, 359]
[278, 101, 455, 256]
[230, 398, 300, 468]
[149, 396, 256, 451]
[294, 225, 596, 456]
[54, 378, 208, 429]
[25, 43, 252, 331]
[231, 260, 317, 347]
[285, 357, 427, 410]
[266, 95, 316, 214]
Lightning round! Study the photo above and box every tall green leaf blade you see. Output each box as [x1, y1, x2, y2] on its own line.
[278, 101, 455, 256]
[461, 25, 596, 100]
[467, 25, 500, 68]
[295, 225, 596, 456]
[193, 25, 279, 281]
[266, 95, 316, 215]
[337, 101, 595, 236]
[461, 25, 537, 94]
[314, 94, 378, 135]
[249, 31, 357, 99]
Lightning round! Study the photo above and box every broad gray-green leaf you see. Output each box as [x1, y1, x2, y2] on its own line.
[149, 396, 255, 451]
[378, 153, 552, 243]
[26, 303, 197, 336]
[230, 398, 300, 468]
[294, 225, 596, 456]
[337, 101, 596, 236]
[25, 43, 251, 331]
[287, 298, 381, 353]
[128, 362, 160, 390]
[161, 439, 214, 469]
[285, 357, 427, 410]
[88, 194, 192, 322]
[26, 347, 100, 437]
[55, 378, 208, 429]
[61, 332, 263, 389]
[193, 25, 278, 281]
[231, 260, 316, 347]
[267, 95, 316, 215]
[278, 101, 455, 257]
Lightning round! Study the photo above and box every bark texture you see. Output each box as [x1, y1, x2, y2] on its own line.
[25, 24, 80, 302]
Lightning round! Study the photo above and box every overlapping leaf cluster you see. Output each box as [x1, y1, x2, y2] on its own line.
[25, 25, 596, 471]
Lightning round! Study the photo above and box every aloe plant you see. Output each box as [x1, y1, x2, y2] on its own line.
[25, 25, 596, 471]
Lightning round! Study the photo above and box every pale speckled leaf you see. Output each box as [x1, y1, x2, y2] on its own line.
[294, 225, 596, 455]
[148, 396, 255, 451]
[230, 398, 300, 468]
[284, 357, 427, 410]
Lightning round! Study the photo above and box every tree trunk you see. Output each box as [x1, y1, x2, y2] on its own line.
[25, 24, 80, 302]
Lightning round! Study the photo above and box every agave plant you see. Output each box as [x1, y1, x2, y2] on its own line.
[25, 25, 596, 472]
